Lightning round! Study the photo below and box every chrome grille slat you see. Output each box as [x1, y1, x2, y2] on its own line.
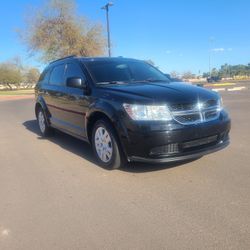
[170, 100, 220, 125]
[172, 105, 220, 116]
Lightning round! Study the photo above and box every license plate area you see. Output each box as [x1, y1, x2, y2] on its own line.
[181, 135, 218, 149]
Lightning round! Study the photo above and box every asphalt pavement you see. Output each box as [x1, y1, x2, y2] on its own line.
[0, 88, 250, 250]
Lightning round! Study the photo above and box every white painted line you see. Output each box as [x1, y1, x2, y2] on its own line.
[0, 227, 10, 238]
[212, 88, 226, 92]
[2, 229, 10, 236]
[228, 87, 246, 91]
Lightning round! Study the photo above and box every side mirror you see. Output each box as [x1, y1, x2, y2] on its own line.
[66, 77, 86, 89]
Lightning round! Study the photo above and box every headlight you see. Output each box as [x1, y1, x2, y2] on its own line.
[218, 97, 223, 111]
[123, 104, 172, 121]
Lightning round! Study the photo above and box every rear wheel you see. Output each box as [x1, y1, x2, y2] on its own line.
[91, 119, 125, 169]
[37, 107, 53, 137]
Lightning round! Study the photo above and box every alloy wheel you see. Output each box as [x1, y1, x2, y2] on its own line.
[38, 111, 46, 134]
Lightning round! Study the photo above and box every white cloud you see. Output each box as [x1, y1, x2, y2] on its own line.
[166, 50, 172, 54]
[211, 48, 225, 52]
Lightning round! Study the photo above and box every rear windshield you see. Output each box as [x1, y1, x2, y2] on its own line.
[84, 60, 169, 84]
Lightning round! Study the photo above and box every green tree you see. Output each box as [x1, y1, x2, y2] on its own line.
[211, 68, 219, 77]
[19, 0, 106, 62]
[0, 63, 22, 89]
[203, 62, 250, 79]
[202, 72, 210, 78]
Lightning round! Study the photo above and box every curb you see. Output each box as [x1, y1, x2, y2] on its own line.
[211, 86, 247, 92]
[195, 83, 248, 92]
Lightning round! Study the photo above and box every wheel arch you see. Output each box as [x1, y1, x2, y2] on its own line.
[87, 111, 115, 143]
[35, 96, 51, 124]
[86, 104, 129, 159]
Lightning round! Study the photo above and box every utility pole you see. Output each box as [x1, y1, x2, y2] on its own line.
[101, 2, 113, 57]
[209, 37, 214, 77]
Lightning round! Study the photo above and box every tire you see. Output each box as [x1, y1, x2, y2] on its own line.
[37, 107, 53, 137]
[91, 119, 125, 169]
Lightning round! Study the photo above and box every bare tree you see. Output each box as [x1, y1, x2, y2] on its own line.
[170, 71, 179, 79]
[19, 0, 106, 62]
[182, 71, 196, 80]
[25, 68, 40, 84]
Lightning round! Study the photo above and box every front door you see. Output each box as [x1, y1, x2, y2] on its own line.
[61, 62, 89, 137]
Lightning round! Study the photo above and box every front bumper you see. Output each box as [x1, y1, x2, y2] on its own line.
[128, 139, 230, 163]
[119, 110, 231, 163]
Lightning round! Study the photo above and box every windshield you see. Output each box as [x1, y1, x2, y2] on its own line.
[84, 60, 170, 84]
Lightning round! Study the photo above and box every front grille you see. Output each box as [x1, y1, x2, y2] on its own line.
[170, 103, 197, 111]
[174, 113, 201, 124]
[170, 99, 221, 125]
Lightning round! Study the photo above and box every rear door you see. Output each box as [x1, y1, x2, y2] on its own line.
[45, 63, 67, 130]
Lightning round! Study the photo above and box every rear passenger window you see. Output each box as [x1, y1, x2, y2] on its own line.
[65, 63, 86, 80]
[49, 64, 65, 86]
[38, 68, 51, 83]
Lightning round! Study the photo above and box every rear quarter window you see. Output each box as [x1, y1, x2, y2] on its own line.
[38, 68, 51, 84]
[49, 64, 66, 86]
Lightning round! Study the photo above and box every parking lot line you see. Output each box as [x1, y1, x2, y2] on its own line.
[212, 88, 226, 92]
[204, 82, 236, 87]
[227, 87, 246, 91]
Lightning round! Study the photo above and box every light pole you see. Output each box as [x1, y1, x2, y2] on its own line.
[101, 2, 113, 57]
[208, 37, 214, 77]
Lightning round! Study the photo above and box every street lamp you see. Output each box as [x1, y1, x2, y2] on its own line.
[101, 2, 113, 57]
[208, 37, 214, 77]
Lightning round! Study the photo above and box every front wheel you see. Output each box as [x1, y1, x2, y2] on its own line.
[91, 119, 125, 169]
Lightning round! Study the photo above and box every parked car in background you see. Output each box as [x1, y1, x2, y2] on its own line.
[207, 76, 221, 83]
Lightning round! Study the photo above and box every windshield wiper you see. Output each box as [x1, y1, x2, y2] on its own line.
[145, 79, 169, 82]
[131, 79, 169, 83]
[97, 81, 128, 85]
[97, 79, 169, 85]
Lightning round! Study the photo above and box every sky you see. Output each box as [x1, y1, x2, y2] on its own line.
[0, 0, 250, 74]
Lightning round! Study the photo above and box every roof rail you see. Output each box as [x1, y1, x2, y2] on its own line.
[49, 55, 77, 64]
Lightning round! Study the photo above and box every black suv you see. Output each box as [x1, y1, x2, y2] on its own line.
[35, 56, 230, 169]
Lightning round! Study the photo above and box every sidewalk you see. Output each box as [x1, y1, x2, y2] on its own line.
[0, 95, 34, 101]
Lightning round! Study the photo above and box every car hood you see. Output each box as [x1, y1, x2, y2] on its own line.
[101, 82, 219, 104]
